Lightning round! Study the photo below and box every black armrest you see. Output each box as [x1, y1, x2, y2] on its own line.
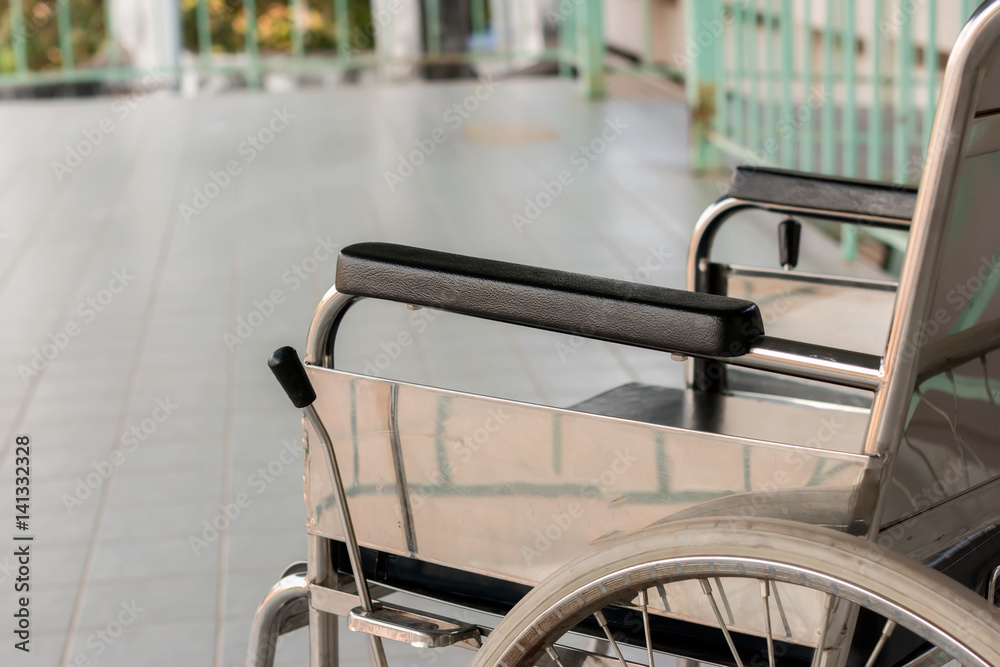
[335, 243, 764, 358]
[728, 166, 917, 221]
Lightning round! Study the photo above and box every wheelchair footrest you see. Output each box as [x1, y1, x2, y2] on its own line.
[348, 603, 482, 649]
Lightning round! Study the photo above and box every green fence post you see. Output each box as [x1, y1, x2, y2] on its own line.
[686, 0, 723, 172]
[559, 3, 576, 79]
[747, 0, 760, 156]
[291, 0, 306, 58]
[924, 0, 938, 151]
[335, 0, 351, 58]
[196, 0, 212, 66]
[894, 0, 914, 183]
[780, 0, 794, 167]
[56, 0, 75, 71]
[733, 1, 745, 149]
[802, 0, 814, 172]
[471, 0, 487, 40]
[577, 0, 606, 99]
[765, 0, 776, 149]
[641, 0, 654, 69]
[868, 0, 883, 180]
[425, 0, 442, 57]
[820, 0, 835, 174]
[842, 0, 859, 261]
[9, 0, 27, 75]
[713, 0, 727, 153]
[245, 0, 260, 88]
[102, 0, 120, 75]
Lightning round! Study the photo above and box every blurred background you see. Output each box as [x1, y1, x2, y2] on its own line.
[0, 1, 982, 666]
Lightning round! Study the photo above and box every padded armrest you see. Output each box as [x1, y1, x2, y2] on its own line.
[728, 166, 917, 221]
[336, 243, 764, 358]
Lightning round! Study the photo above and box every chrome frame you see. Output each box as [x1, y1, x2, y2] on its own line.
[684, 197, 909, 395]
[248, 4, 1000, 665]
[863, 1, 1000, 536]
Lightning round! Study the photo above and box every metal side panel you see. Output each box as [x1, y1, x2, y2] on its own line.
[302, 367, 874, 589]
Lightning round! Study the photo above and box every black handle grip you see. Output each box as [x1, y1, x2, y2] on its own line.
[268, 346, 317, 409]
[778, 217, 802, 269]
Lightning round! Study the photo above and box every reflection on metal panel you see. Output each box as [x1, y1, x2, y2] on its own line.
[885, 131, 1000, 525]
[303, 367, 871, 589]
[723, 267, 897, 357]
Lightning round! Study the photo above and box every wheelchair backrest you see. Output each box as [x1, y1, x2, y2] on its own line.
[873, 0, 1000, 524]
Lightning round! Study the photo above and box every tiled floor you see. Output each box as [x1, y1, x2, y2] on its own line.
[0, 77, 883, 666]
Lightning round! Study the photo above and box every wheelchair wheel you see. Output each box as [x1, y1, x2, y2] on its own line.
[470, 518, 1000, 667]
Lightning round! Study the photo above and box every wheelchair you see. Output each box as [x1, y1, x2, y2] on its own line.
[248, 3, 1000, 665]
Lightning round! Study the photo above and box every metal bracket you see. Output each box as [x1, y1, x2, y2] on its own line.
[348, 603, 482, 649]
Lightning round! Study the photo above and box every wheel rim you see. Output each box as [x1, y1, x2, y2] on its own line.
[472, 519, 1000, 667]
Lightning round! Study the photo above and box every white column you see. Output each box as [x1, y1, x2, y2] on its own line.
[372, 0, 422, 80]
[110, 0, 179, 76]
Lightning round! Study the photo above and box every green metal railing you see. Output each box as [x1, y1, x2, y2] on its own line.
[686, 0, 981, 261]
[686, 0, 981, 182]
[0, 0, 612, 97]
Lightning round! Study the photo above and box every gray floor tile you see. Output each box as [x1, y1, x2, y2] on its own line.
[0, 78, 887, 665]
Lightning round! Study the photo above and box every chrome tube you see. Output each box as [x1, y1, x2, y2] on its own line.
[686, 198, 910, 294]
[686, 197, 904, 393]
[724, 337, 885, 391]
[247, 571, 309, 667]
[686, 198, 748, 293]
[305, 288, 361, 367]
[308, 536, 339, 667]
[304, 404, 388, 667]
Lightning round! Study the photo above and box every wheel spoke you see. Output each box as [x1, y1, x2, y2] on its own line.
[811, 594, 836, 667]
[769, 580, 793, 637]
[863, 619, 897, 667]
[638, 589, 655, 667]
[760, 580, 776, 667]
[545, 645, 566, 667]
[699, 578, 745, 667]
[899, 647, 956, 667]
[714, 576, 737, 625]
[593, 610, 630, 667]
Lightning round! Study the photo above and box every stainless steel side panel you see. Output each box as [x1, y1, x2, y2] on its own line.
[303, 368, 873, 588]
